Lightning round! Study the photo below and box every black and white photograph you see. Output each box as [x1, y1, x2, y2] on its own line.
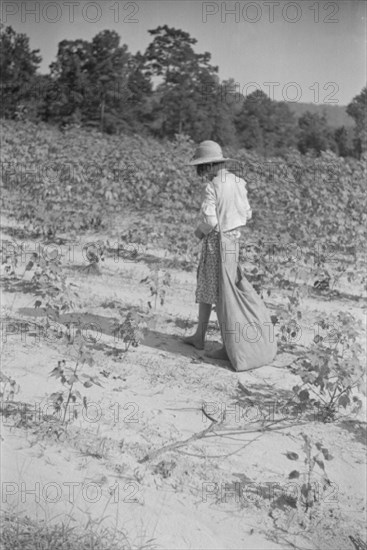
[1, 0, 366, 548]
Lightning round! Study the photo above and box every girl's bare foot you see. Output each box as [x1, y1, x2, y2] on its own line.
[182, 335, 205, 350]
[205, 347, 229, 360]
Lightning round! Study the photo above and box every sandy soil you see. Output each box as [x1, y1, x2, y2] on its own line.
[1, 216, 366, 550]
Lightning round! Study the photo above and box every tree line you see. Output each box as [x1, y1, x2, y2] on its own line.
[1, 24, 366, 158]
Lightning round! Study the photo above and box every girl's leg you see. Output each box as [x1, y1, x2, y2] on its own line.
[183, 302, 212, 349]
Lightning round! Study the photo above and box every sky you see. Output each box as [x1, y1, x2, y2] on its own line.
[2, 0, 366, 105]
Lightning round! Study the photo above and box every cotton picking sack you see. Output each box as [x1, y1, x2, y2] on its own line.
[216, 232, 277, 371]
[212, 170, 277, 371]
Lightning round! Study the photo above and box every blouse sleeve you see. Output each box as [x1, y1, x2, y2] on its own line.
[242, 184, 252, 222]
[200, 182, 218, 233]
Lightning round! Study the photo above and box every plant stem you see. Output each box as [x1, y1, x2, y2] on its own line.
[328, 381, 341, 409]
[291, 268, 299, 299]
[62, 360, 79, 425]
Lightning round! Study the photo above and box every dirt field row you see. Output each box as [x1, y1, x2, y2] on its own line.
[1, 216, 366, 550]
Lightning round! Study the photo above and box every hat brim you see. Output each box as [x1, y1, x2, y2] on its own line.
[187, 156, 233, 166]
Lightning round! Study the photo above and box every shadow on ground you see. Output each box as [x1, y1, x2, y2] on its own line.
[3, 279, 41, 295]
[15, 307, 233, 370]
[338, 420, 367, 446]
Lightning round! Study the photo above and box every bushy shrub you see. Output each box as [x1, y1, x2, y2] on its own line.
[1, 121, 365, 258]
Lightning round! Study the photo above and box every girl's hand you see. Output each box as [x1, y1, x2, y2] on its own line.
[194, 227, 205, 240]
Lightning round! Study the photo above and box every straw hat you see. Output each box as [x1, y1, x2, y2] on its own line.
[188, 140, 232, 166]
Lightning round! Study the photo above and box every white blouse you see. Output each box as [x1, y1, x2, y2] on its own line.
[198, 169, 252, 237]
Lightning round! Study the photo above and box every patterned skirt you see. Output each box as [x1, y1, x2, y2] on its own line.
[195, 230, 240, 305]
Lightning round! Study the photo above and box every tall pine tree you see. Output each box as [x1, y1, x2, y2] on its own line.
[0, 25, 42, 118]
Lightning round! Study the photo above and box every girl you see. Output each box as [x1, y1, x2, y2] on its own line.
[183, 140, 277, 371]
[183, 140, 252, 360]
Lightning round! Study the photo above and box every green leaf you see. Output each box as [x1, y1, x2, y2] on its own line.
[285, 451, 299, 461]
[49, 367, 62, 378]
[321, 447, 333, 461]
[298, 390, 310, 402]
[338, 394, 350, 408]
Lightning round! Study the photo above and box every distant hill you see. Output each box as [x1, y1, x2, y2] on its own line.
[285, 102, 355, 129]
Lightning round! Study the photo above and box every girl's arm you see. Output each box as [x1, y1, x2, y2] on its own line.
[198, 182, 218, 235]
